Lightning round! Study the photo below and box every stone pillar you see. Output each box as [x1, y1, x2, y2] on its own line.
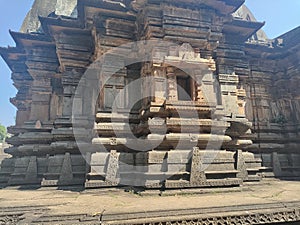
[15, 105, 31, 126]
[219, 73, 240, 117]
[166, 67, 178, 101]
[49, 92, 63, 121]
[152, 67, 167, 104]
[195, 69, 217, 105]
[62, 84, 77, 117]
[237, 88, 247, 116]
[28, 70, 53, 122]
[272, 152, 282, 177]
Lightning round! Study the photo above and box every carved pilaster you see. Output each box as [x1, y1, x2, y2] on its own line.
[166, 67, 177, 101]
[219, 73, 241, 117]
[236, 150, 248, 180]
[105, 150, 120, 185]
[152, 67, 167, 104]
[190, 147, 206, 186]
[28, 69, 53, 122]
[272, 152, 282, 177]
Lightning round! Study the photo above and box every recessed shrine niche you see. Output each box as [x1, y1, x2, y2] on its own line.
[165, 43, 218, 112]
[176, 69, 193, 101]
[97, 64, 142, 114]
[165, 67, 217, 104]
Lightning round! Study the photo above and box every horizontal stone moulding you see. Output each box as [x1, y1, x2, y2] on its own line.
[166, 118, 229, 127]
[166, 100, 216, 108]
[165, 133, 232, 142]
[94, 122, 133, 131]
[95, 112, 139, 122]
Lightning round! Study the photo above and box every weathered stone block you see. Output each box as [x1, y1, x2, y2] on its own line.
[91, 166, 106, 174]
[168, 164, 189, 173]
[148, 151, 167, 164]
[167, 150, 192, 164]
[90, 153, 109, 165]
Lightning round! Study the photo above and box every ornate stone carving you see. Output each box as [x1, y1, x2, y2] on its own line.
[190, 147, 206, 186]
[105, 150, 120, 185]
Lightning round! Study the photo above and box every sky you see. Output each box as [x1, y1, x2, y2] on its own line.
[0, 0, 299, 127]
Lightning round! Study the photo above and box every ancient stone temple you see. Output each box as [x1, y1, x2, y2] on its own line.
[0, 0, 299, 189]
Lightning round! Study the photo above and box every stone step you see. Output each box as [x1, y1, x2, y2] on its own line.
[205, 170, 239, 174]
[0, 177, 9, 182]
[261, 172, 275, 178]
[245, 175, 262, 182]
[10, 173, 27, 176]
[143, 172, 190, 177]
[246, 168, 261, 172]
[42, 178, 85, 187]
[43, 172, 85, 177]
[245, 159, 262, 163]
[87, 172, 106, 177]
[260, 166, 273, 171]
[165, 178, 242, 189]
[85, 180, 118, 188]
[43, 173, 61, 177]
[0, 171, 12, 175]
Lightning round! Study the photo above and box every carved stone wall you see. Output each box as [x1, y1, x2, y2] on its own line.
[0, 0, 299, 188]
[244, 27, 300, 178]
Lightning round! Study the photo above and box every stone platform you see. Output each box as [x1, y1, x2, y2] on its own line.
[0, 179, 299, 224]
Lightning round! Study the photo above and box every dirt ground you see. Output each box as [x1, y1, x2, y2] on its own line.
[0, 179, 299, 216]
